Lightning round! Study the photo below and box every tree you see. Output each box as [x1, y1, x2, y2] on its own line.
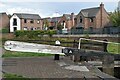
[43, 19, 49, 30]
[109, 8, 120, 27]
[57, 23, 63, 30]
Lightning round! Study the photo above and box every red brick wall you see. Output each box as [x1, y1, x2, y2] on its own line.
[76, 4, 110, 29]
[21, 19, 42, 30]
[96, 4, 110, 28]
[0, 13, 9, 30]
[59, 14, 75, 30]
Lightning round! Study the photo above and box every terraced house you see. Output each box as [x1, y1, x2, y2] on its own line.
[76, 3, 110, 29]
[10, 13, 42, 32]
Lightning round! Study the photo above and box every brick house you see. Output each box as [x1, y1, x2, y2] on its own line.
[58, 13, 76, 30]
[41, 17, 61, 30]
[0, 12, 10, 30]
[76, 3, 110, 29]
[10, 13, 42, 32]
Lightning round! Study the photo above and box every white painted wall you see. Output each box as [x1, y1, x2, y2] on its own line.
[10, 14, 21, 32]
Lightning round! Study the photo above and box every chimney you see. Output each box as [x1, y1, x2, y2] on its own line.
[100, 2, 104, 28]
[71, 13, 74, 27]
[100, 2, 104, 8]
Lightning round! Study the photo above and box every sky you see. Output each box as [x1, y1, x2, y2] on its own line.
[0, 0, 119, 18]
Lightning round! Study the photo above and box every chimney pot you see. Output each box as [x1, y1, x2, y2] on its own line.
[100, 2, 104, 7]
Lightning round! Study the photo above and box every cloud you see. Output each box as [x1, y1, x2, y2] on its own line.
[7, 7, 35, 14]
[6, 7, 48, 18]
[1, 0, 119, 2]
[50, 12, 62, 18]
[0, 2, 6, 7]
[6, 7, 62, 18]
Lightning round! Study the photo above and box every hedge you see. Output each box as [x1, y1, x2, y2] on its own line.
[0, 28, 9, 33]
[14, 30, 57, 38]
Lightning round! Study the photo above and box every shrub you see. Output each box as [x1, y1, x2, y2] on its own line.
[46, 30, 57, 37]
[14, 30, 57, 38]
[0, 28, 9, 33]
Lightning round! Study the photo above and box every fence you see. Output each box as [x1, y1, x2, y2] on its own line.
[57, 27, 120, 34]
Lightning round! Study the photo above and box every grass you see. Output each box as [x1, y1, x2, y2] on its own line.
[2, 50, 55, 58]
[81, 39, 120, 54]
[3, 73, 23, 78]
[107, 43, 120, 54]
[3, 73, 31, 80]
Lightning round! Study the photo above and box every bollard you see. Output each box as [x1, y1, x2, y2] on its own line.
[74, 49, 81, 62]
[102, 55, 114, 76]
[54, 54, 59, 60]
[54, 40, 60, 60]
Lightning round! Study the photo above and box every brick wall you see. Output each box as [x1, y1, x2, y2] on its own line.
[59, 13, 75, 30]
[96, 4, 110, 28]
[0, 13, 10, 30]
[76, 3, 110, 29]
[21, 19, 42, 30]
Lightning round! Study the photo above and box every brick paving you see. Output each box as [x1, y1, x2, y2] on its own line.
[2, 56, 116, 79]
[2, 57, 83, 78]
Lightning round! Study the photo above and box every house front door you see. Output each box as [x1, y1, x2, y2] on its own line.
[13, 27, 17, 32]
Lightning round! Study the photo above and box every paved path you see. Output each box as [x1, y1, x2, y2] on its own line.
[2, 56, 117, 79]
[2, 57, 84, 78]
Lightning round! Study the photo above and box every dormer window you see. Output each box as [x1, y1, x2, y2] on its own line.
[90, 18, 94, 22]
[80, 16, 82, 23]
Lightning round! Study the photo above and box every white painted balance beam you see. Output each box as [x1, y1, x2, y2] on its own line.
[4, 41, 65, 55]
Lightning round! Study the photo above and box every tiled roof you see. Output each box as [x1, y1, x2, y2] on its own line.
[14, 13, 41, 19]
[41, 17, 61, 22]
[80, 7, 100, 17]
[0, 12, 7, 18]
[51, 17, 61, 22]
[0, 12, 6, 15]
[63, 14, 71, 20]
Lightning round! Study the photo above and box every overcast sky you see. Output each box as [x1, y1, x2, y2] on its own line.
[0, 0, 119, 18]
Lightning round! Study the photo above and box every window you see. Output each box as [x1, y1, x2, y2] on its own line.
[37, 20, 40, 24]
[30, 19, 34, 23]
[13, 18, 17, 26]
[31, 27, 34, 30]
[63, 21, 65, 25]
[80, 16, 82, 23]
[24, 19, 27, 23]
[34, 28, 36, 30]
[67, 17, 70, 20]
[61, 23, 63, 25]
[23, 27, 27, 30]
[37, 27, 40, 30]
[90, 18, 94, 22]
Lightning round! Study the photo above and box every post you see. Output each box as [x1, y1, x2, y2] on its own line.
[103, 39, 108, 52]
[54, 54, 60, 60]
[54, 40, 60, 60]
[102, 55, 114, 76]
[74, 49, 80, 62]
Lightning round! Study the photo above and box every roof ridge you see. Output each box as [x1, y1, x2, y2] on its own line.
[81, 7, 100, 11]
[14, 13, 39, 15]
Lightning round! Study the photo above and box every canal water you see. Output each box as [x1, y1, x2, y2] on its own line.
[98, 67, 120, 79]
